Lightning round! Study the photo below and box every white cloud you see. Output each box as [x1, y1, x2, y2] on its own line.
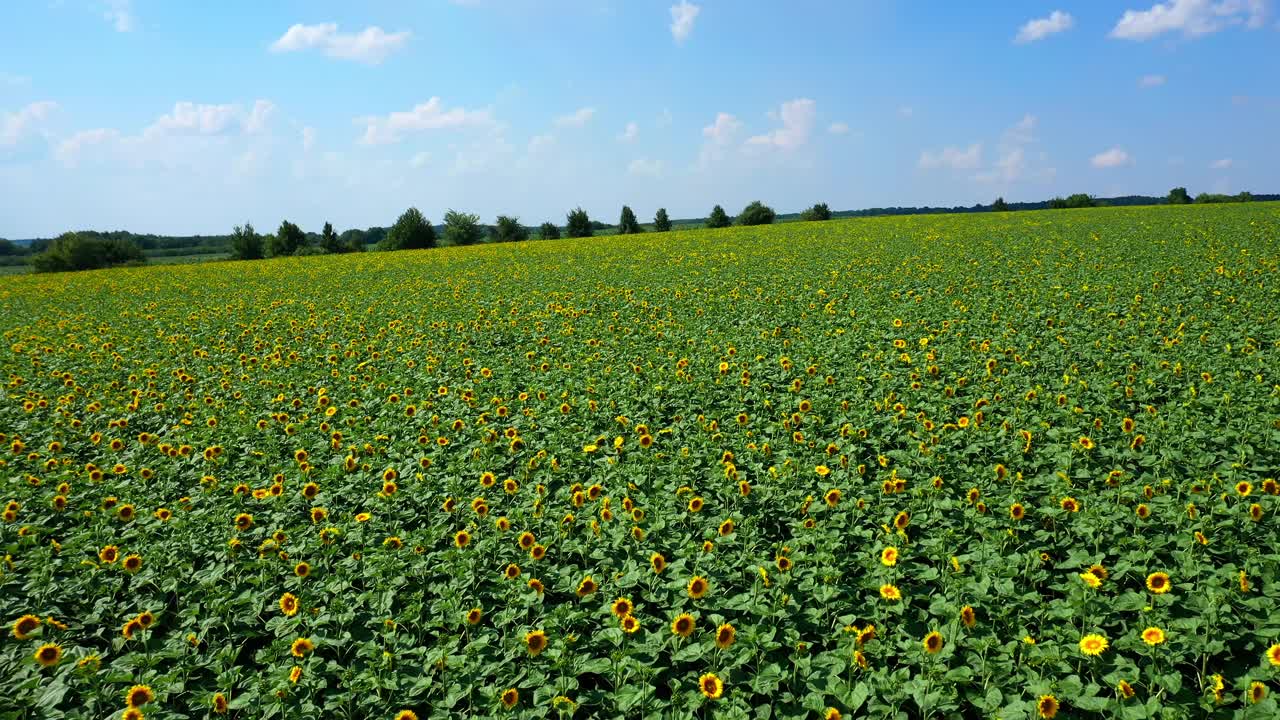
[745, 98, 816, 150]
[628, 158, 664, 177]
[919, 143, 982, 170]
[670, 1, 701, 43]
[971, 114, 1056, 185]
[355, 97, 497, 145]
[1138, 74, 1167, 87]
[410, 151, 431, 168]
[55, 128, 119, 167]
[828, 122, 850, 135]
[618, 121, 638, 142]
[1110, 0, 1268, 40]
[1, 101, 57, 146]
[1210, 157, 1233, 168]
[1015, 10, 1075, 43]
[1091, 147, 1132, 168]
[105, 0, 136, 32]
[301, 126, 317, 151]
[143, 102, 241, 139]
[527, 134, 555, 153]
[702, 112, 741, 145]
[245, 100, 275, 134]
[271, 23, 411, 64]
[554, 107, 596, 128]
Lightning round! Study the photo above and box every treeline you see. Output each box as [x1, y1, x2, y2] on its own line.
[6, 187, 1274, 273]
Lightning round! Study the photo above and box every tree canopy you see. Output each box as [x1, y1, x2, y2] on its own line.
[653, 208, 671, 232]
[443, 209, 485, 246]
[491, 215, 528, 243]
[737, 200, 776, 226]
[706, 205, 731, 229]
[800, 202, 832, 221]
[618, 205, 642, 234]
[566, 208, 593, 238]
[380, 207, 436, 251]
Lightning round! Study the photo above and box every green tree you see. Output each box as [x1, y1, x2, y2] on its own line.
[380, 207, 436, 251]
[653, 208, 671, 232]
[443, 209, 485, 246]
[737, 200, 776, 226]
[491, 215, 528, 243]
[320, 222, 342, 253]
[1167, 187, 1191, 205]
[991, 197, 1009, 212]
[706, 205, 731, 229]
[339, 229, 367, 252]
[268, 220, 306, 257]
[618, 205, 642, 234]
[539, 222, 561, 240]
[229, 222, 263, 260]
[800, 202, 832, 221]
[31, 232, 145, 273]
[1064, 193, 1097, 209]
[566, 208, 593, 238]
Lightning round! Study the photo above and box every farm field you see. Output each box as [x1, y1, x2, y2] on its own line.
[2, 203, 1280, 719]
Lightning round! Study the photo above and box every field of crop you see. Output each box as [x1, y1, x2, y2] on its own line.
[2, 203, 1279, 719]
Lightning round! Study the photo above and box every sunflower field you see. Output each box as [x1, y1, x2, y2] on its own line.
[2, 203, 1280, 720]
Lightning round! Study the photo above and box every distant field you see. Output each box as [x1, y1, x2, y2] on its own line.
[1, 203, 1278, 719]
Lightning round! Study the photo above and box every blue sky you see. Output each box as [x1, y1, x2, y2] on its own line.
[1, 0, 1277, 237]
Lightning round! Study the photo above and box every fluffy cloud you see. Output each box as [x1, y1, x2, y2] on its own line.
[527, 134, 555, 153]
[670, 2, 701, 44]
[745, 99, 816, 150]
[105, 0, 136, 32]
[627, 158, 664, 177]
[618, 122, 638, 142]
[410, 151, 431, 169]
[702, 112, 741, 145]
[1, 101, 57, 146]
[1138, 74, 1167, 87]
[271, 23, 411, 64]
[1110, 0, 1268, 40]
[1091, 147, 1132, 168]
[55, 129, 119, 167]
[245, 100, 275, 135]
[554, 107, 596, 129]
[918, 143, 982, 170]
[828, 122, 850, 135]
[143, 102, 242, 139]
[1210, 157, 1233, 169]
[1015, 11, 1075, 43]
[301, 127, 317, 151]
[356, 97, 496, 145]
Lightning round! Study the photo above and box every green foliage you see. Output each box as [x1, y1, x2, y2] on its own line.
[0, 238, 25, 256]
[380, 207, 437, 251]
[654, 208, 671, 232]
[539, 222, 561, 240]
[443, 209, 485, 246]
[737, 200, 776, 226]
[1049, 194, 1097, 210]
[1167, 187, 1191, 205]
[705, 204, 731, 229]
[229, 222, 263, 260]
[800, 202, 832, 221]
[1195, 191, 1254, 204]
[30, 231, 146, 273]
[320, 222, 343, 253]
[566, 207, 593, 238]
[269, 220, 306, 257]
[490, 215, 529, 243]
[990, 197, 1009, 212]
[618, 205, 642, 235]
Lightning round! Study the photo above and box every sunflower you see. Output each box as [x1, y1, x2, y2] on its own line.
[527, 578, 544, 594]
[824, 710, 841, 720]
[776, 555, 793, 572]
[1079, 634, 1108, 656]
[294, 562, 310, 578]
[880, 546, 898, 567]
[718, 518, 735, 536]
[454, 530, 471, 548]
[922, 631, 944, 654]
[893, 511, 910, 529]
[687, 576, 709, 599]
[518, 532, 535, 550]
[879, 584, 901, 601]
[620, 614, 640, 634]
[960, 605, 976, 628]
[122, 618, 143, 639]
[125, 685, 154, 708]
[525, 630, 547, 655]
[698, 672, 724, 700]
[715, 623, 736, 649]
[279, 592, 299, 616]
[688, 496, 704, 513]
[122, 554, 143, 573]
[394, 711, 418, 720]
[212, 693, 229, 714]
[1116, 680, 1134, 700]
[1036, 694, 1059, 719]
[117, 504, 136, 522]
[1249, 681, 1267, 704]
[33, 643, 62, 667]
[234, 513, 253, 531]
[671, 613, 695, 638]
[12, 614, 41, 640]
[1135, 504, 1150, 519]
[1088, 563, 1109, 580]
[1266, 643, 1280, 666]
[610, 597, 634, 618]
[1009, 503, 1025, 520]
[1060, 497, 1079, 512]
[290, 637, 315, 657]
[530, 544, 547, 560]
[289, 666, 302, 684]
[137, 611, 155, 628]
[1249, 503, 1263, 521]
[1145, 572, 1171, 594]
[122, 709, 144, 720]
[650, 548, 670, 571]
[466, 608, 483, 625]
[1236, 481, 1252, 497]
[500, 687, 519, 709]
[1141, 627, 1165, 645]
[1079, 571, 1101, 589]
[576, 576, 598, 598]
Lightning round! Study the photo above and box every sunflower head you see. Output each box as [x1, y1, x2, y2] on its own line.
[1141, 627, 1165, 645]
[525, 629, 547, 655]
[1078, 633, 1108, 656]
[672, 613, 695, 638]
[125, 685, 155, 708]
[12, 614, 41, 640]
[500, 688, 519, 709]
[1145, 572, 1171, 594]
[922, 631, 944, 654]
[290, 637, 315, 657]
[698, 672, 724, 700]
[33, 643, 62, 667]
[715, 623, 736, 649]
[610, 597, 633, 618]
[1036, 694, 1059, 719]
